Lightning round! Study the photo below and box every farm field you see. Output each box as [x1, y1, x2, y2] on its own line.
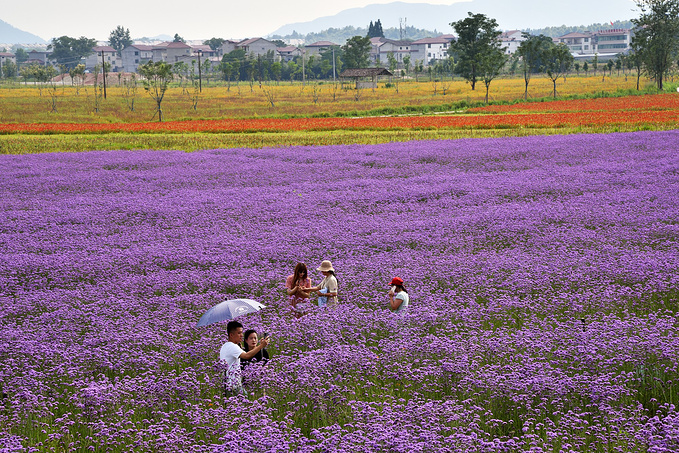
[0, 75, 642, 124]
[1, 131, 679, 451]
[1, 74, 679, 155]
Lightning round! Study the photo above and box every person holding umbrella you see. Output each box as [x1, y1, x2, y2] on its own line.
[220, 320, 269, 396]
[387, 277, 409, 313]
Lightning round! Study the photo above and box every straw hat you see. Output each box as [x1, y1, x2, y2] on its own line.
[317, 260, 334, 272]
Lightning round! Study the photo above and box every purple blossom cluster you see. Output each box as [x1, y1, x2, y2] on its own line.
[1, 130, 679, 451]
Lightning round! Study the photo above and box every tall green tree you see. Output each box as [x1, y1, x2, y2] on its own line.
[516, 34, 553, 100]
[479, 44, 508, 103]
[342, 36, 371, 68]
[108, 26, 132, 55]
[173, 34, 186, 43]
[2, 60, 17, 79]
[204, 38, 225, 51]
[448, 12, 502, 90]
[631, 0, 679, 90]
[137, 61, 174, 122]
[543, 43, 574, 98]
[367, 19, 385, 38]
[48, 36, 97, 69]
[628, 44, 645, 90]
[14, 48, 29, 64]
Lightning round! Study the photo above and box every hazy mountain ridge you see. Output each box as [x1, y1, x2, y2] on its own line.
[269, 0, 638, 38]
[0, 19, 46, 44]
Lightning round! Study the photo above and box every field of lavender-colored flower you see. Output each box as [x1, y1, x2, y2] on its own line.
[1, 131, 679, 452]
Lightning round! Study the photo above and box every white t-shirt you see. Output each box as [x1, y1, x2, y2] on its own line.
[394, 291, 409, 313]
[220, 341, 243, 389]
[320, 275, 338, 306]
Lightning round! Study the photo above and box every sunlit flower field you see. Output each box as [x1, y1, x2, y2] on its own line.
[1, 130, 678, 451]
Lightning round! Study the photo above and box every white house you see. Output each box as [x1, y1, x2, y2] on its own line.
[411, 35, 455, 66]
[84, 45, 120, 71]
[558, 32, 595, 55]
[499, 30, 526, 55]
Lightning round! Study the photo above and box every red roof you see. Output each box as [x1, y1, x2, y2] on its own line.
[93, 46, 116, 52]
[0, 52, 15, 57]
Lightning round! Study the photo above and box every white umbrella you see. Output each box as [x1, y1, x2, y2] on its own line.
[196, 299, 266, 327]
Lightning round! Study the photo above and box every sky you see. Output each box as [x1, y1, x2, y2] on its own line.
[4, 0, 467, 42]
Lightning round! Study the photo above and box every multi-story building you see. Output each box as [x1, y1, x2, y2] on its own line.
[277, 46, 301, 62]
[0, 52, 16, 67]
[190, 44, 219, 59]
[304, 41, 338, 57]
[411, 35, 455, 66]
[84, 45, 120, 71]
[220, 38, 278, 59]
[557, 29, 632, 58]
[237, 38, 278, 58]
[558, 32, 594, 55]
[499, 30, 526, 55]
[27, 50, 49, 65]
[370, 37, 413, 65]
[595, 29, 632, 55]
[121, 44, 154, 73]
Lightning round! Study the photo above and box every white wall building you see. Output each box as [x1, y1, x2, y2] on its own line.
[500, 30, 526, 55]
[411, 35, 455, 66]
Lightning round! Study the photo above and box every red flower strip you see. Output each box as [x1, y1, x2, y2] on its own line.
[1, 110, 679, 135]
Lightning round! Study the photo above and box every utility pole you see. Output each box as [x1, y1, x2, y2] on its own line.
[100, 51, 107, 99]
[302, 48, 305, 86]
[332, 47, 336, 83]
[197, 49, 202, 92]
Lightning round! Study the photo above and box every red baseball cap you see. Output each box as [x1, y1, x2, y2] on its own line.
[389, 277, 404, 286]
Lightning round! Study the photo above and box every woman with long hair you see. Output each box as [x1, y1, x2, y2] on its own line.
[241, 330, 269, 370]
[285, 262, 312, 312]
[387, 277, 409, 313]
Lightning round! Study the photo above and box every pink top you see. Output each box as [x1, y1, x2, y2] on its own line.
[286, 275, 311, 305]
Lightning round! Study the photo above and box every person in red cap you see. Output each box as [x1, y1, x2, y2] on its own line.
[388, 277, 409, 313]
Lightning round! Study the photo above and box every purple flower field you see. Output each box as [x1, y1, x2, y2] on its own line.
[1, 130, 679, 452]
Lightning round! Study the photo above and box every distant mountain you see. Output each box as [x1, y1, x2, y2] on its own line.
[269, 0, 638, 37]
[0, 19, 46, 44]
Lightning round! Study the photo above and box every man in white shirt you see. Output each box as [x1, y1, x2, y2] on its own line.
[220, 320, 269, 396]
